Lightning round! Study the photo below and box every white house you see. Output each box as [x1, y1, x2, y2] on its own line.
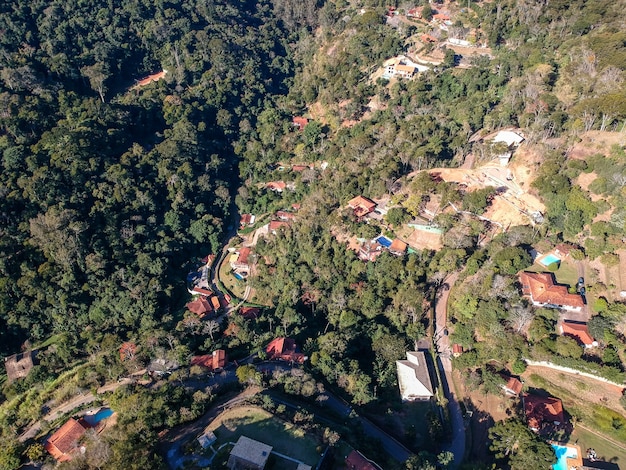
[396, 351, 434, 401]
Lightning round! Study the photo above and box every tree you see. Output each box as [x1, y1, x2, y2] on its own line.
[489, 419, 556, 470]
[81, 63, 109, 103]
[421, 4, 434, 21]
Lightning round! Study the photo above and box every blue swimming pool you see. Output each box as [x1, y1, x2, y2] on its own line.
[233, 272, 245, 280]
[376, 236, 392, 248]
[551, 443, 578, 470]
[540, 253, 561, 266]
[84, 408, 114, 427]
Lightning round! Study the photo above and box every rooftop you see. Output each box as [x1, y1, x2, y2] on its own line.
[396, 351, 434, 401]
[519, 272, 584, 309]
[229, 436, 272, 468]
[524, 394, 564, 430]
[45, 418, 90, 461]
[560, 321, 596, 346]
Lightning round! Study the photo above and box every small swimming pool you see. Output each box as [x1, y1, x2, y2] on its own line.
[233, 272, 245, 280]
[551, 443, 578, 470]
[540, 253, 561, 266]
[84, 408, 114, 427]
[376, 236, 392, 248]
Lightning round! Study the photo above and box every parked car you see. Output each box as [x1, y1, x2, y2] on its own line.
[578, 277, 584, 285]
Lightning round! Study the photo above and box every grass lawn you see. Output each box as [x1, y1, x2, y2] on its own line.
[525, 258, 579, 288]
[218, 256, 247, 299]
[206, 405, 321, 467]
[570, 425, 626, 467]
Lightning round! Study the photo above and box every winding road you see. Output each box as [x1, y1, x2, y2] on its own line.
[433, 272, 466, 469]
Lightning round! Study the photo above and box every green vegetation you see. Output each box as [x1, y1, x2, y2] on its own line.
[0, 0, 626, 466]
[205, 406, 321, 466]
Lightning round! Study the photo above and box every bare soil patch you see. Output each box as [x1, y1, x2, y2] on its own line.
[522, 365, 625, 415]
[400, 226, 443, 251]
[568, 131, 626, 160]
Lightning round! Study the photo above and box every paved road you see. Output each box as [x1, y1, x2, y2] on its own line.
[257, 363, 412, 461]
[433, 272, 465, 469]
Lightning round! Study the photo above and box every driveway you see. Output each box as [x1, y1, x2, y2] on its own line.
[433, 272, 465, 469]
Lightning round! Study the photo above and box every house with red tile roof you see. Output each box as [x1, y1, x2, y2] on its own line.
[240, 214, 256, 228]
[501, 376, 523, 397]
[433, 12, 451, 21]
[345, 450, 383, 470]
[452, 344, 464, 357]
[266, 181, 287, 192]
[269, 220, 291, 233]
[348, 196, 377, 218]
[407, 7, 423, 18]
[191, 349, 227, 371]
[266, 337, 307, 363]
[519, 272, 584, 311]
[187, 297, 213, 318]
[291, 164, 312, 172]
[292, 116, 308, 131]
[239, 307, 260, 319]
[210, 295, 221, 311]
[560, 321, 597, 348]
[523, 394, 564, 431]
[230, 247, 252, 271]
[389, 239, 407, 256]
[45, 418, 91, 461]
[119, 342, 137, 361]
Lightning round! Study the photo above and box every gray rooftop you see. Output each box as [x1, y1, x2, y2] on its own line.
[230, 436, 273, 467]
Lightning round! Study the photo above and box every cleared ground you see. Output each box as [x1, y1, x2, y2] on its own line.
[205, 405, 321, 467]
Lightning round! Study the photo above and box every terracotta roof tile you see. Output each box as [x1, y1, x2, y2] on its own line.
[519, 272, 584, 309]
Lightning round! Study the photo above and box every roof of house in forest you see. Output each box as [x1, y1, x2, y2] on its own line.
[187, 297, 213, 316]
[348, 196, 376, 213]
[191, 349, 227, 370]
[501, 376, 523, 396]
[523, 394, 564, 429]
[236, 247, 252, 265]
[292, 116, 308, 131]
[345, 450, 383, 470]
[269, 220, 291, 232]
[239, 306, 260, 319]
[266, 181, 286, 191]
[266, 337, 306, 363]
[560, 321, 596, 346]
[4, 350, 37, 382]
[519, 272, 584, 308]
[45, 418, 90, 461]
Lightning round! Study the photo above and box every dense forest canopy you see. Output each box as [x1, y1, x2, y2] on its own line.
[1, 0, 626, 467]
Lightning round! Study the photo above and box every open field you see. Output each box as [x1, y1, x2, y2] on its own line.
[570, 425, 626, 467]
[205, 405, 321, 467]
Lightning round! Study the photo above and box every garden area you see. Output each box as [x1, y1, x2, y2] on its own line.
[199, 405, 322, 469]
[218, 254, 248, 300]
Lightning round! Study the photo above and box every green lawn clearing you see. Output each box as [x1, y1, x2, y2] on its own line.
[218, 255, 247, 299]
[206, 405, 321, 467]
[570, 425, 626, 467]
